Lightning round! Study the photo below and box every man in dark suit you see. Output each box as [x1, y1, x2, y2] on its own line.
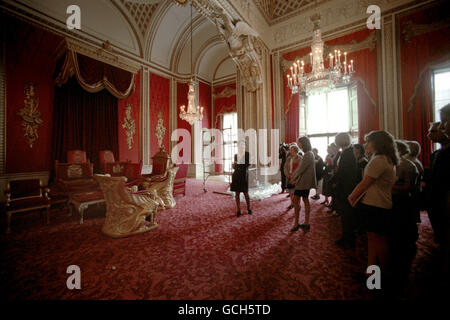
[333, 133, 359, 248]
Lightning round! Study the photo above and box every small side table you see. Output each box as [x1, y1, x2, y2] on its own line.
[68, 191, 105, 224]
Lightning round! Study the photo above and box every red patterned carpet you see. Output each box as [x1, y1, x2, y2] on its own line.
[0, 179, 442, 300]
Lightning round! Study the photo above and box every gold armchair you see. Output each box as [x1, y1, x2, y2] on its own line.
[94, 174, 164, 238]
[141, 166, 179, 209]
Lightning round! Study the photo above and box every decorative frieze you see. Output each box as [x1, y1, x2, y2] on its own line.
[213, 86, 236, 98]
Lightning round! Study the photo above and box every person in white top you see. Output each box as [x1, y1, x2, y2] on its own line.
[348, 131, 398, 280]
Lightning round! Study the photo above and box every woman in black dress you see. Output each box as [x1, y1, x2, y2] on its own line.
[230, 140, 251, 217]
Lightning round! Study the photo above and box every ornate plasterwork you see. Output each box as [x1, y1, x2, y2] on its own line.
[272, 0, 406, 49]
[155, 110, 166, 150]
[188, 0, 264, 91]
[214, 8, 262, 91]
[280, 31, 377, 71]
[119, 0, 160, 37]
[65, 38, 140, 74]
[213, 86, 236, 98]
[17, 83, 42, 148]
[122, 103, 136, 150]
[254, 0, 332, 26]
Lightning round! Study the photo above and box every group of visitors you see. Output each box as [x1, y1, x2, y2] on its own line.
[276, 103, 450, 293]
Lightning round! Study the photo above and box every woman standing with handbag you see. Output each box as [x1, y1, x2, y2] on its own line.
[284, 143, 303, 211]
[291, 136, 317, 232]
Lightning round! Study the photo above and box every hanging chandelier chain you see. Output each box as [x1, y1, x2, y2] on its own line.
[179, 1, 204, 126]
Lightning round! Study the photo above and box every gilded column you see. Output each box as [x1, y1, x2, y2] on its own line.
[380, 14, 402, 138]
[170, 77, 177, 152]
[141, 67, 151, 168]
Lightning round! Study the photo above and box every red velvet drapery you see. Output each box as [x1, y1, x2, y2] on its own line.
[282, 29, 379, 144]
[50, 77, 118, 176]
[55, 50, 136, 99]
[399, 3, 450, 167]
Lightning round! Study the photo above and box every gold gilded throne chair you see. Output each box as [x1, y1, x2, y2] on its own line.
[138, 148, 179, 209]
[94, 174, 164, 238]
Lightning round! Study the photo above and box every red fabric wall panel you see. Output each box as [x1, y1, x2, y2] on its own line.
[199, 81, 211, 129]
[149, 73, 170, 159]
[399, 3, 450, 167]
[282, 29, 378, 144]
[118, 70, 141, 163]
[176, 82, 191, 161]
[282, 46, 309, 143]
[5, 17, 63, 173]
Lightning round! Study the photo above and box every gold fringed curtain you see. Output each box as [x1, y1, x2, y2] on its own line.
[54, 50, 135, 99]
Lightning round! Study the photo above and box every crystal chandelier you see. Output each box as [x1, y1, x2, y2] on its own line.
[179, 2, 203, 125]
[287, 14, 355, 96]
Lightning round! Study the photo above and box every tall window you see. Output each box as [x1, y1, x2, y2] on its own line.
[222, 112, 238, 173]
[300, 85, 358, 159]
[433, 68, 450, 121]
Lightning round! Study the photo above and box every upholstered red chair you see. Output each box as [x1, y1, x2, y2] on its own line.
[103, 162, 127, 177]
[124, 161, 143, 184]
[4, 178, 51, 234]
[52, 161, 98, 195]
[99, 150, 116, 172]
[173, 163, 188, 196]
[67, 150, 88, 164]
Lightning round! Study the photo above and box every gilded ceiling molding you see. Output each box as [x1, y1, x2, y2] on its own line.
[253, 0, 332, 26]
[213, 76, 237, 87]
[280, 31, 377, 72]
[65, 38, 140, 74]
[213, 86, 236, 98]
[17, 83, 42, 148]
[173, 0, 189, 5]
[402, 19, 450, 43]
